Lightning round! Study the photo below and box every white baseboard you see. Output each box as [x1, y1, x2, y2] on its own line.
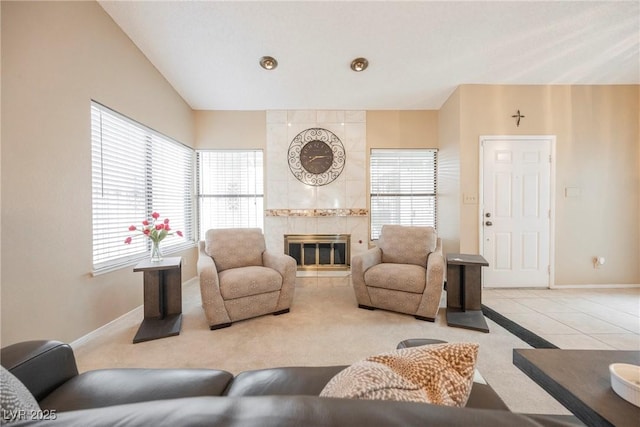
[70, 277, 199, 349]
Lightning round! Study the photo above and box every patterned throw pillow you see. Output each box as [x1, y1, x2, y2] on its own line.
[0, 366, 40, 424]
[320, 343, 479, 407]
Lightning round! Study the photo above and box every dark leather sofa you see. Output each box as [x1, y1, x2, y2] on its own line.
[1, 339, 578, 427]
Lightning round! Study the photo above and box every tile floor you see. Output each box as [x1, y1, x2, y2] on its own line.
[482, 287, 640, 350]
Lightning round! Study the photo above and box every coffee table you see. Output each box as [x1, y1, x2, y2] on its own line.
[513, 348, 640, 427]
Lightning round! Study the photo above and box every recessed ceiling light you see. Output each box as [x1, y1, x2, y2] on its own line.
[259, 56, 278, 70]
[350, 57, 368, 72]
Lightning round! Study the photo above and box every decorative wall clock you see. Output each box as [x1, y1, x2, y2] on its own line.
[288, 128, 346, 186]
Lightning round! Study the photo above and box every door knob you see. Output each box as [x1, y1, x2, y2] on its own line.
[485, 221, 493, 226]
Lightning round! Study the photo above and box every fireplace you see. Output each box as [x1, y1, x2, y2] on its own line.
[284, 234, 350, 271]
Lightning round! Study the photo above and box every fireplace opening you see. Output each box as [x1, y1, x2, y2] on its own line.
[284, 234, 350, 271]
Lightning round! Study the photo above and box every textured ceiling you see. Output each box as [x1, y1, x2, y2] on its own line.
[98, 1, 639, 110]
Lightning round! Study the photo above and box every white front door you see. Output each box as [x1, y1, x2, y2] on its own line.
[480, 136, 553, 288]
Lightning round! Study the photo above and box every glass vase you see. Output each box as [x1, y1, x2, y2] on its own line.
[150, 240, 163, 262]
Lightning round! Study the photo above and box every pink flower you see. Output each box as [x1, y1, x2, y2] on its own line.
[142, 220, 149, 226]
[128, 225, 136, 231]
[143, 229, 150, 235]
[155, 224, 164, 230]
[151, 212, 160, 219]
[124, 236, 132, 244]
[177, 231, 183, 237]
[164, 218, 170, 224]
[165, 225, 171, 231]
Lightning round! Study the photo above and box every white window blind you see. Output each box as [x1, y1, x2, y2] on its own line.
[91, 102, 195, 274]
[370, 149, 437, 240]
[197, 150, 264, 239]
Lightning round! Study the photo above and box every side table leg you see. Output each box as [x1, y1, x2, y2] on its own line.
[143, 270, 163, 318]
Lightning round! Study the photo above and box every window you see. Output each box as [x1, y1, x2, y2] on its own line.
[91, 102, 194, 274]
[197, 150, 264, 239]
[370, 149, 437, 240]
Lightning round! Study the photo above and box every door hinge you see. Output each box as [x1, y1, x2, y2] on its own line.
[547, 265, 551, 275]
[549, 155, 552, 163]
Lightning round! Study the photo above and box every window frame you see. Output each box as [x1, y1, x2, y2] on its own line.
[369, 148, 438, 240]
[91, 101, 195, 275]
[196, 149, 265, 240]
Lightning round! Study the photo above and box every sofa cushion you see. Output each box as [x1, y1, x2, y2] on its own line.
[225, 366, 347, 396]
[205, 228, 265, 272]
[219, 266, 282, 300]
[379, 225, 437, 267]
[320, 343, 478, 406]
[38, 368, 233, 412]
[1, 366, 41, 423]
[364, 263, 426, 293]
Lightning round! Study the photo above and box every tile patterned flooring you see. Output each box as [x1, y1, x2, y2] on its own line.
[482, 287, 640, 350]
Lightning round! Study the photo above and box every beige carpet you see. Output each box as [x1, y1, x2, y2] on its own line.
[73, 279, 569, 415]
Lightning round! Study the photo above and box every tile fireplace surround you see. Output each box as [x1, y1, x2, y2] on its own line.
[264, 110, 369, 274]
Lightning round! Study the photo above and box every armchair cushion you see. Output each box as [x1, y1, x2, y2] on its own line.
[364, 263, 426, 293]
[379, 225, 437, 266]
[205, 228, 265, 272]
[219, 266, 283, 300]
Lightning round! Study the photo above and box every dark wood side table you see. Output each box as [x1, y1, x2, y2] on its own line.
[514, 348, 640, 427]
[132, 257, 182, 344]
[446, 253, 489, 333]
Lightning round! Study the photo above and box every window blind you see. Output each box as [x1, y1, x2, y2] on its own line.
[91, 102, 195, 274]
[197, 150, 264, 239]
[370, 149, 437, 240]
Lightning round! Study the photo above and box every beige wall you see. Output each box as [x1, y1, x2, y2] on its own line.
[195, 111, 266, 149]
[437, 89, 462, 253]
[453, 85, 639, 286]
[1, 1, 196, 346]
[367, 111, 438, 149]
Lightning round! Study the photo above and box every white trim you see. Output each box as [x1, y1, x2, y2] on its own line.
[70, 277, 199, 349]
[479, 135, 556, 289]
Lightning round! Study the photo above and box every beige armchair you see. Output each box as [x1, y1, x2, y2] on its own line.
[197, 228, 296, 330]
[351, 225, 445, 321]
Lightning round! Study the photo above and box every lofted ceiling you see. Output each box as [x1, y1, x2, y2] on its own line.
[98, 1, 639, 111]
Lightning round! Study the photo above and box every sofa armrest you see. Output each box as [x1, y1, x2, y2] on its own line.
[1, 340, 78, 401]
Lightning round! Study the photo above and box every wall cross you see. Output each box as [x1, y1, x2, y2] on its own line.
[512, 110, 525, 127]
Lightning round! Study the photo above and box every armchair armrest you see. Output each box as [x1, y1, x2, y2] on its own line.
[352, 247, 382, 277]
[263, 251, 296, 280]
[351, 247, 382, 307]
[263, 251, 297, 312]
[1, 340, 78, 401]
[197, 241, 230, 327]
[415, 240, 445, 320]
[197, 240, 218, 276]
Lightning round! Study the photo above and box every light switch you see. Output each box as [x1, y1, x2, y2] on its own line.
[463, 193, 478, 204]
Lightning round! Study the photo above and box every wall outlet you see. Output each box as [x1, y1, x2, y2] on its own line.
[463, 193, 478, 204]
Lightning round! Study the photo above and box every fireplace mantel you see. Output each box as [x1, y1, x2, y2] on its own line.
[265, 208, 368, 217]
